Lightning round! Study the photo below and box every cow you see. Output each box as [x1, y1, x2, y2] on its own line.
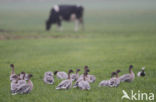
[46, 5, 84, 32]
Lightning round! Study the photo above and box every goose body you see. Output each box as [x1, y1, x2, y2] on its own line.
[119, 65, 135, 82]
[43, 72, 54, 84]
[15, 74, 33, 94]
[11, 80, 18, 94]
[71, 69, 80, 81]
[54, 71, 68, 80]
[99, 80, 111, 87]
[56, 79, 72, 90]
[77, 71, 90, 90]
[56, 69, 73, 90]
[99, 72, 118, 87]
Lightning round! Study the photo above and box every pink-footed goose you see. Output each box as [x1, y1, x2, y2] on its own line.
[54, 70, 68, 80]
[10, 75, 19, 95]
[56, 69, 73, 90]
[78, 71, 90, 90]
[98, 72, 116, 87]
[109, 70, 121, 87]
[73, 69, 90, 88]
[43, 71, 54, 84]
[79, 66, 96, 83]
[15, 74, 33, 94]
[71, 69, 80, 81]
[119, 65, 135, 82]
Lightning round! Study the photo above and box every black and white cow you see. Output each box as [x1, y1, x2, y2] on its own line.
[46, 5, 84, 31]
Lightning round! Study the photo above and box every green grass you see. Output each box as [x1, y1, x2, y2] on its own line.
[0, 0, 156, 102]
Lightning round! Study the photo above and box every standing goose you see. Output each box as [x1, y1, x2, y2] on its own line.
[98, 72, 116, 87]
[43, 71, 54, 84]
[137, 67, 145, 77]
[119, 65, 135, 82]
[56, 69, 73, 90]
[15, 74, 33, 94]
[10, 64, 16, 81]
[71, 69, 80, 81]
[54, 70, 68, 80]
[78, 71, 90, 90]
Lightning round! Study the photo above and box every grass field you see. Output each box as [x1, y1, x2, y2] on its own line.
[0, 0, 156, 102]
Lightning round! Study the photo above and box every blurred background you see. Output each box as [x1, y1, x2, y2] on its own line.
[0, 0, 156, 37]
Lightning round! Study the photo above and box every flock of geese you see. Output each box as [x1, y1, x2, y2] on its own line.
[9, 64, 145, 95]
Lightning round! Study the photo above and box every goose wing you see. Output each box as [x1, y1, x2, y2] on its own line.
[119, 74, 131, 82]
[56, 80, 72, 89]
[16, 84, 31, 94]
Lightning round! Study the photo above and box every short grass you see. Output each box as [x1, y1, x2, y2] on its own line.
[0, 0, 156, 102]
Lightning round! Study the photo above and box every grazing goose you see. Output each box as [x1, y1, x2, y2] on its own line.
[10, 75, 19, 95]
[71, 69, 80, 81]
[10, 64, 16, 81]
[119, 65, 135, 82]
[43, 71, 54, 84]
[98, 72, 116, 87]
[78, 71, 90, 90]
[54, 70, 68, 80]
[56, 69, 73, 90]
[15, 74, 33, 94]
[137, 67, 145, 77]
[109, 70, 121, 87]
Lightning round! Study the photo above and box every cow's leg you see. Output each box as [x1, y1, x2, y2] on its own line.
[74, 19, 79, 32]
[79, 17, 84, 30]
[57, 21, 63, 31]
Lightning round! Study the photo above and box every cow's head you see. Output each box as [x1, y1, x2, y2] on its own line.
[46, 7, 59, 31]
[46, 20, 51, 31]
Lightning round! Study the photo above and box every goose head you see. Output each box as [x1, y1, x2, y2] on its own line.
[11, 74, 18, 83]
[68, 69, 73, 79]
[20, 72, 26, 80]
[54, 71, 58, 75]
[76, 69, 80, 73]
[142, 67, 145, 71]
[84, 65, 89, 71]
[129, 65, 133, 73]
[10, 64, 14, 68]
[116, 69, 121, 78]
[111, 72, 116, 78]
[28, 74, 33, 80]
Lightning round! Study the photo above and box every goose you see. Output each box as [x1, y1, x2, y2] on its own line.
[56, 69, 73, 90]
[10, 64, 16, 81]
[77, 71, 90, 90]
[17, 72, 27, 87]
[98, 72, 116, 87]
[79, 66, 96, 83]
[109, 70, 121, 87]
[79, 65, 89, 78]
[71, 69, 80, 81]
[119, 65, 135, 82]
[73, 69, 90, 88]
[15, 74, 33, 94]
[137, 67, 145, 77]
[10, 75, 19, 95]
[54, 70, 68, 80]
[43, 71, 54, 84]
